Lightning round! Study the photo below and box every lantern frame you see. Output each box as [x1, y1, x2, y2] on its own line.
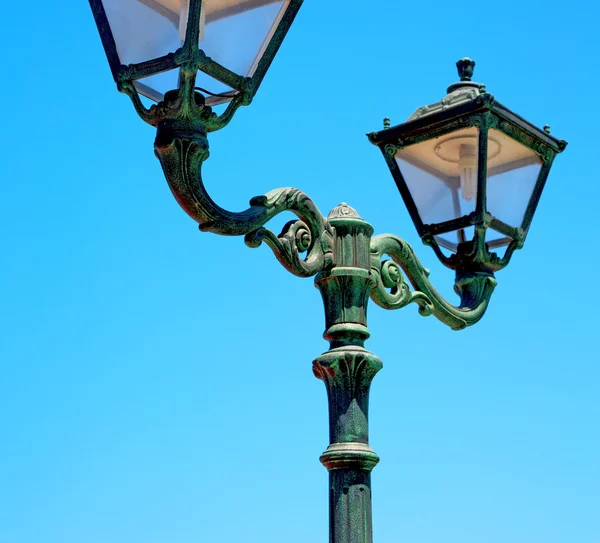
[89, 0, 303, 107]
[368, 61, 567, 271]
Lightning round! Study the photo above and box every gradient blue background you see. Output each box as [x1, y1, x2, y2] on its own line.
[1, 1, 598, 542]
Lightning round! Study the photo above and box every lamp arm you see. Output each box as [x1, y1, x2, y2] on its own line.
[154, 124, 334, 278]
[120, 82, 158, 125]
[370, 234, 497, 330]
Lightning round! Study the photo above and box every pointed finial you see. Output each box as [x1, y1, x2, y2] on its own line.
[383, 117, 391, 129]
[456, 58, 475, 81]
[446, 58, 483, 94]
[544, 125, 551, 134]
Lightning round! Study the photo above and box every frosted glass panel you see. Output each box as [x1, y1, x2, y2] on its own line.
[486, 129, 542, 228]
[135, 71, 236, 102]
[395, 127, 480, 225]
[101, 0, 289, 103]
[435, 226, 474, 251]
[103, 0, 180, 66]
[435, 234, 457, 251]
[486, 228, 507, 243]
[395, 156, 457, 225]
[487, 234, 512, 250]
[201, 0, 287, 78]
[394, 125, 543, 252]
[135, 72, 180, 102]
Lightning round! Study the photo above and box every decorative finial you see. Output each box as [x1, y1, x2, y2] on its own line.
[456, 58, 475, 81]
[544, 125, 551, 134]
[328, 202, 361, 220]
[383, 117, 391, 130]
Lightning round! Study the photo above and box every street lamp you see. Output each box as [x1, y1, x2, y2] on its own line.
[88, 2, 567, 542]
[368, 58, 567, 275]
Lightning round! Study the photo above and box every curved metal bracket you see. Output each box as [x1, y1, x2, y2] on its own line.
[120, 80, 250, 133]
[153, 119, 334, 278]
[370, 234, 497, 330]
[148, 110, 496, 328]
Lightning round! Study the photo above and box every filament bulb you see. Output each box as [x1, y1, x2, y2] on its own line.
[459, 143, 477, 202]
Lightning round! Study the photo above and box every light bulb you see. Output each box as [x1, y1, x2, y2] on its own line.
[458, 143, 477, 202]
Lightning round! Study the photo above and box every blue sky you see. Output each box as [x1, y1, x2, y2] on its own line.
[1, 1, 599, 542]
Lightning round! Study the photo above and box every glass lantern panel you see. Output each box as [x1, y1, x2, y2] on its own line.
[395, 155, 456, 226]
[434, 235, 456, 252]
[485, 228, 507, 244]
[135, 72, 180, 102]
[102, 0, 181, 66]
[395, 127, 479, 226]
[134, 71, 236, 102]
[200, 0, 288, 80]
[102, 0, 289, 103]
[486, 230, 512, 247]
[435, 225, 474, 252]
[486, 128, 543, 228]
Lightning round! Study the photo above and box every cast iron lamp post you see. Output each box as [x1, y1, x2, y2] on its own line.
[88, 2, 567, 542]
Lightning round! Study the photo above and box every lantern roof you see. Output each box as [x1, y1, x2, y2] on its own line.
[368, 58, 567, 156]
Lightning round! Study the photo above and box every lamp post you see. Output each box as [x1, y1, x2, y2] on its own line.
[88, 2, 567, 542]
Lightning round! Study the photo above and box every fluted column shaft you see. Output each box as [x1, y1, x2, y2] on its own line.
[313, 204, 382, 543]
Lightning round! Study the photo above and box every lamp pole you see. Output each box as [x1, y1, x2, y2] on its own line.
[87, 2, 566, 540]
[152, 112, 499, 543]
[313, 204, 381, 543]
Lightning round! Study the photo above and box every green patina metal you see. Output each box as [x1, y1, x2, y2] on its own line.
[313, 204, 381, 543]
[86, 10, 567, 538]
[150, 122, 504, 543]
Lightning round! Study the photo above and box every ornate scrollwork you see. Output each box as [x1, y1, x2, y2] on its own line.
[370, 256, 434, 316]
[471, 115, 484, 129]
[154, 120, 334, 277]
[383, 143, 400, 157]
[244, 200, 335, 277]
[486, 112, 500, 129]
[536, 142, 554, 162]
[370, 234, 497, 330]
